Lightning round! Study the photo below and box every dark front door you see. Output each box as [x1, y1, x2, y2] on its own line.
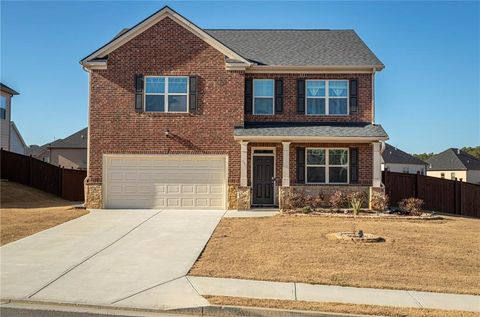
[253, 156, 274, 205]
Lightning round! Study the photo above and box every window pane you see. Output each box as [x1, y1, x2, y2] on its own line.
[307, 98, 325, 115]
[145, 77, 165, 93]
[329, 149, 348, 165]
[329, 80, 348, 97]
[307, 167, 326, 183]
[306, 80, 325, 97]
[329, 98, 348, 114]
[254, 80, 273, 97]
[168, 77, 188, 93]
[254, 98, 273, 114]
[329, 167, 348, 183]
[168, 95, 187, 112]
[0, 96, 6, 109]
[307, 149, 325, 165]
[145, 95, 165, 111]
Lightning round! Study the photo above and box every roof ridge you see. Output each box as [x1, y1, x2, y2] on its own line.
[206, 28, 353, 31]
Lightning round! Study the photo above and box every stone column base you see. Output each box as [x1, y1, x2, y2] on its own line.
[278, 186, 292, 211]
[237, 186, 251, 210]
[85, 183, 103, 209]
[227, 185, 238, 210]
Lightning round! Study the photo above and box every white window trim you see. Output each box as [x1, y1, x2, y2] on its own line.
[305, 80, 349, 116]
[253, 79, 275, 115]
[144, 76, 189, 113]
[305, 148, 350, 184]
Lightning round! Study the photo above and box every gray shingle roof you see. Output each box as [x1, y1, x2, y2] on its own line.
[382, 143, 427, 166]
[206, 29, 383, 67]
[50, 128, 88, 149]
[234, 123, 387, 138]
[427, 148, 480, 171]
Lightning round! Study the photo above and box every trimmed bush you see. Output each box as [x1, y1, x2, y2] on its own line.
[371, 192, 390, 211]
[329, 191, 348, 209]
[399, 197, 424, 216]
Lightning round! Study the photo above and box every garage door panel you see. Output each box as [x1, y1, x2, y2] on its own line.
[105, 156, 226, 209]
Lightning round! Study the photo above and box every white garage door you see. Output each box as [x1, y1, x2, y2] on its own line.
[104, 155, 226, 209]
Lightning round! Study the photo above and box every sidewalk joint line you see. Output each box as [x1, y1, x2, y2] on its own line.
[294, 282, 298, 300]
[110, 275, 184, 304]
[186, 276, 202, 297]
[407, 291, 424, 308]
[27, 209, 165, 299]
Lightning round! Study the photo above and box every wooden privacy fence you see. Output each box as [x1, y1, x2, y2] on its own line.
[383, 170, 480, 218]
[1, 149, 86, 201]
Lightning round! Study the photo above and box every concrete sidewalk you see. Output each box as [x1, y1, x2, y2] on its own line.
[187, 276, 480, 313]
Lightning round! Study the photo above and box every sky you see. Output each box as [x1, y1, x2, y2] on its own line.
[1, 1, 479, 154]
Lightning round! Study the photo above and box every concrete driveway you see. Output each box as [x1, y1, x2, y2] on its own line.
[0, 209, 225, 310]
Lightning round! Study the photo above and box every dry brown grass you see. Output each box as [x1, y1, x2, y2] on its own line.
[1, 181, 88, 245]
[206, 296, 478, 317]
[190, 215, 480, 295]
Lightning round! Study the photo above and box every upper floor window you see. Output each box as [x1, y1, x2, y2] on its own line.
[0, 95, 6, 120]
[253, 79, 274, 115]
[145, 76, 188, 112]
[306, 80, 348, 115]
[306, 148, 349, 184]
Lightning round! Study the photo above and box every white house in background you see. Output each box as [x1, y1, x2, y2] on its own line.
[0, 83, 20, 151]
[9, 121, 28, 155]
[427, 148, 480, 184]
[381, 143, 428, 174]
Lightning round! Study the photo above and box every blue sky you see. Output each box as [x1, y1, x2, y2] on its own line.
[1, 1, 479, 153]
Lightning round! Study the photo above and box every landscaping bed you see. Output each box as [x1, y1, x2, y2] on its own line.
[190, 215, 480, 295]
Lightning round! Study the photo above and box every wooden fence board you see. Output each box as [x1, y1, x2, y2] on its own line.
[0, 149, 86, 201]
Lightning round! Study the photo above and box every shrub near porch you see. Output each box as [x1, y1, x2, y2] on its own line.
[190, 215, 480, 295]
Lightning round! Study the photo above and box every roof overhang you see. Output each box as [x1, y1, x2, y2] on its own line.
[245, 65, 384, 74]
[80, 6, 252, 70]
[234, 135, 388, 143]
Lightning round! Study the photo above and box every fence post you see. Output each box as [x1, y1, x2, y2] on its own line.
[415, 171, 420, 198]
[459, 179, 463, 216]
[58, 166, 63, 198]
[28, 155, 32, 186]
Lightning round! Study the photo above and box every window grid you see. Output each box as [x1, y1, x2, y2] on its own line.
[306, 80, 349, 116]
[305, 148, 349, 184]
[253, 79, 275, 115]
[144, 76, 189, 113]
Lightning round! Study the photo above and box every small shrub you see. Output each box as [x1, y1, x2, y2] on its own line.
[371, 192, 390, 211]
[399, 197, 424, 216]
[302, 206, 312, 214]
[348, 191, 366, 215]
[329, 191, 347, 209]
[287, 189, 306, 209]
[306, 193, 326, 209]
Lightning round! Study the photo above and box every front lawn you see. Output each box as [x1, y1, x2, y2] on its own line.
[190, 215, 480, 295]
[0, 181, 88, 245]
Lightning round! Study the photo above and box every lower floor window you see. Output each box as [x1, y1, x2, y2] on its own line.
[306, 148, 349, 183]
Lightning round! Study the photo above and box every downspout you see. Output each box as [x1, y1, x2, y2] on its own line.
[82, 65, 92, 205]
[372, 68, 376, 124]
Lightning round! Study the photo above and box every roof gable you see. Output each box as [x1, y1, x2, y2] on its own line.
[382, 143, 427, 166]
[427, 148, 480, 171]
[81, 6, 251, 68]
[49, 128, 88, 149]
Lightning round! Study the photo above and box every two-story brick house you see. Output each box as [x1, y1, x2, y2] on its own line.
[81, 6, 388, 210]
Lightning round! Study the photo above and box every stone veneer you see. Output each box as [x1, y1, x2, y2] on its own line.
[85, 184, 102, 209]
[227, 185, 238, 210]
[236, 186, 251, 210]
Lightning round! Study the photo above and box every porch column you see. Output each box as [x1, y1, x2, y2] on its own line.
[282, 142, 291, 187]
[373, 142, 382, 187]
[240, 141, 248, 187]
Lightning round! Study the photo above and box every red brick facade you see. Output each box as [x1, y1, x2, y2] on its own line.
[86, 16, 379, 208]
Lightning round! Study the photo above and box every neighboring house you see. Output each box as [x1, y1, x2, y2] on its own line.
[28, 127, 88, 169]
[0, 83, 20, 151]
[9, 122, 28, 155]
[427, 148, 480, 184]
[381, 143, 427, 175]
[80, 6, 388, 210]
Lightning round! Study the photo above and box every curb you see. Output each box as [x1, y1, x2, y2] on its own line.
[0, 299, 371, 317]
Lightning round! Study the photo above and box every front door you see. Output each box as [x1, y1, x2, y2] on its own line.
[252, 156, 274, 205]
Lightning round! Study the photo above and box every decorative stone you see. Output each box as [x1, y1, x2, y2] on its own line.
[85, 183, 102, 209]
[326, 232, 384, 243]
[227, 185, 238, 210]
[237, 186, 251, 210]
